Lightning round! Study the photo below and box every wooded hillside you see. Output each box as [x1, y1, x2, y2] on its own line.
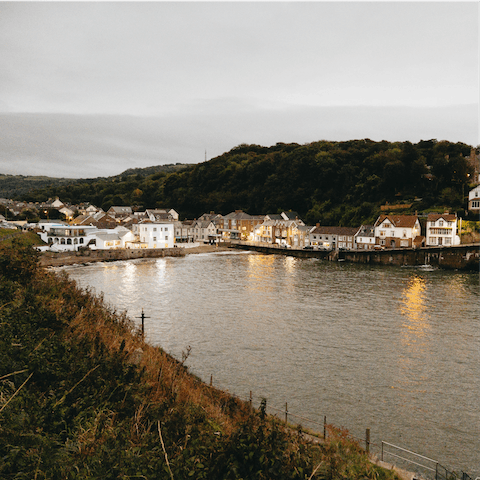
[21, 139, 475, 226]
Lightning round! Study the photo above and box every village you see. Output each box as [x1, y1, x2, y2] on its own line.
[1, 184, 479, 253]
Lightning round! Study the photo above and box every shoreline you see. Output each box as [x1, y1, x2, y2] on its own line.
[39, 243, 232, 267]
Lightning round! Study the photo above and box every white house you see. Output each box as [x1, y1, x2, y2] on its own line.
[355, 225, 376, 250]
[190, 220, 217, 243]
[136, 222, 174, 249]
[308, 226, 359, 250]
[38, 224, 97, 251]
[374, 215, 422, 248]
[145, 209, 179, 222]
[468, 186, 480, 215]
[425, 213, 460, 246]
[90, 227, 136, 250]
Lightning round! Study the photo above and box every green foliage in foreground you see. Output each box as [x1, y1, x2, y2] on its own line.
[0, 242, 400, 479]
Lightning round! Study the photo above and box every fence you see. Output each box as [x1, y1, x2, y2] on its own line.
[207, 374, 476, 480]
[381, 442, 477, 480]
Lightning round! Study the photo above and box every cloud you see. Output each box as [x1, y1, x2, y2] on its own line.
[0, 103, 477, 178]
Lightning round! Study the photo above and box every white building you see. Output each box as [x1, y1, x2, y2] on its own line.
[374, 215, 422, 248]
[190, 220, 217, 243]
[90, 227, 136, 250]
[355, 225, 375, 250]
[468, 186, 480, 215]
[136, 222, 174, 249]
[38, 224, 97, 251]
[425, 213, 460, 246]
[38, 224, 137, 251]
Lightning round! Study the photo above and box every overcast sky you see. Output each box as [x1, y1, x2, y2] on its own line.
[0, 1, 478, 178]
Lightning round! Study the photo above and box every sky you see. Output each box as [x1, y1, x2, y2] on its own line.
[0, 1, 478, 178]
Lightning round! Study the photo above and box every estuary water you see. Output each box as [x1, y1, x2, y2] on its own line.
[60, 251, 480, 475]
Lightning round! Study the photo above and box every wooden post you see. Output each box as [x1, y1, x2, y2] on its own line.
[136, 309, 150, 340]
[209, 374, 212, 386]
[285, 402, 288, 424]
[323, 416, 327, 439]
[365, 428, 370, 454]
[249, 391, 252, 411]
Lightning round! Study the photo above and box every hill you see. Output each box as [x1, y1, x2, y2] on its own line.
[21, 139, 476, 225]
[0, 241, 400, 479]
[0, 164, 189, 200]
[0, 174, 78, 200]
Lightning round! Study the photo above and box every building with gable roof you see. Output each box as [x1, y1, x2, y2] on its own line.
[308, 225, 359, 250]
[219, 210, 264, 241]
[107, 206, 133, 220]
[373, 214, 421, 248]
[145, 209, 178, 222]
[425, 213, 460, 246]
[468, 186, 480, 215]
[355, 225, 376, 250]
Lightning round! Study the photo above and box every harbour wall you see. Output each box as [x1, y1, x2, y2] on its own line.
[39, 246, 185, 267]
[229, 242, 480, 271]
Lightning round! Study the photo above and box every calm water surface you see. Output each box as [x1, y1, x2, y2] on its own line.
[60, 251, 480, 475]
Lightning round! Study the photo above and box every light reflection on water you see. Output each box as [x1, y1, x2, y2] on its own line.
[61, 253, 480, 475]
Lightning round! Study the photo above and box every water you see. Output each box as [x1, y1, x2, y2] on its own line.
[59, 251, 480, 475]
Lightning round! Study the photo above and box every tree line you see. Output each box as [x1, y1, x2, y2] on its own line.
[21, 139, 475, 226]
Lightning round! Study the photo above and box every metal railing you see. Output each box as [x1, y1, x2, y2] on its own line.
[204, 375, 476, 480]
[381, 441, 476, 480]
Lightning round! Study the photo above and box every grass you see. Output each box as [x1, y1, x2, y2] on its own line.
[0, 228, 45, 247]
[0, 240, 402, 479]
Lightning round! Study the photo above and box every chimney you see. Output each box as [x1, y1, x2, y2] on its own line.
[316, 223, 320, 228]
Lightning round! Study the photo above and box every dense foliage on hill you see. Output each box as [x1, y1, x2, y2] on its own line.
[22, 139, 474, 226]
[0, 242, 400, 479]
[0, 174, 77, 200]
[0, 164, 188, 200]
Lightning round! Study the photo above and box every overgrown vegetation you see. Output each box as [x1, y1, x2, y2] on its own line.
[0, 241, 400, 479]
[20, 139, 476, 225]
[0, 228, 44, 247]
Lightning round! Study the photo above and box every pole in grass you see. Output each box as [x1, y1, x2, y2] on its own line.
[136, 309, 150, 340]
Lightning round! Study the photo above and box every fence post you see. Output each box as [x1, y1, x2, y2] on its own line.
[324, 416, 327, 439]
[285, 402, 288, 424]
[381, 441, 384, 461]
[209, 374, 212, 386]
[249, 391, 252, 411]
[435, 463, 438, 480]
[365, 428, 370, 454]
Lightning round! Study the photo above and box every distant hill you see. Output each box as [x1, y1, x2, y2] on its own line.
[112, 163, 190, 179]
[0, 163, 190, 200]
[0, 174, 77, 200]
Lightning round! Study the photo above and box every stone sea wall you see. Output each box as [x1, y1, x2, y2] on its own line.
[39, 247, 185, 267]
[229, 242, 480, 271]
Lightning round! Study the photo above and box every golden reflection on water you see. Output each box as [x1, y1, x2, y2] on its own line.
[400, 275, 430, 343]
[247, 254, 276, 291]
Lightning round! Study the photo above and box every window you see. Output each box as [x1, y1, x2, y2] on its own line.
[390, 231, 395, 237]
[153, 237, 157, 241]
[439, 220, 443, 226]
[153, 228, 157, 231]
[165, 236, 168, 240]
[380, 230, 385, 236]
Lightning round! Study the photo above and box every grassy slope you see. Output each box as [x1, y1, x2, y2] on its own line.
[0, 242, 400, 479]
